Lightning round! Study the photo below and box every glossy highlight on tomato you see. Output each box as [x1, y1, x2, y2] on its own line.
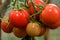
[40, 4, 60, 26]
[9, 10, 30, 28]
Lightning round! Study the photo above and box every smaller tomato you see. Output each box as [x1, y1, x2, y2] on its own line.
[13, 27, 27, 38]
[26, 22, 46, 36]
[26, 22, 41, 36]
[1, 17, 13, 33]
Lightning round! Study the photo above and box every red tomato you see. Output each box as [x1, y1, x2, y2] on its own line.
[40, 4, 60, 26]
[9, 10, 29, 28]
[1, 22, 13, 33]
[1, 17, 13, 33]
[29, 0, 44, 14]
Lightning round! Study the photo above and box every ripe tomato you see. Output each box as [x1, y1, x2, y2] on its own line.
[13, 27, 27, 38]
[1, 22, 13, 33]
[40, 4, 60, 26]
[1, 17, 13, 33]
[28, 0, 44, 14]
[9, 10, 30, 28]
[26, 22, 46, 36]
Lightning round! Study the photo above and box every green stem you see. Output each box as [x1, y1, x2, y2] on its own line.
[30, 9, 43, 23]
[30, 9, 43, 17]
[24, 0, 28, 6]
[24, 0, 27, 6]
[30, 0, 36, 13]
[30, 0, 38, 22]
[11, 0, 16, 9]
[14, 0, 18, 10]
[37, 5, 44, 10]
[24, 0, 30, 8]
[44, 0, 49, 7]
[30, 17, 36, 23]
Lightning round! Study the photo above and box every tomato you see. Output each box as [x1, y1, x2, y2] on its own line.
[26, 22, 41, 36]
[1, 22, 13, 33]
[9, 10, 30, 28]
[28, 0, 44, 14]
[13, 27, 27, 38]
[1, 17, 13, 33]
[48, 21, 60, 29]
[40, 4, 60, 26]
[26, 22, 46, 36]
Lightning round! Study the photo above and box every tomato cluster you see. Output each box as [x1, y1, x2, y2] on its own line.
[1, 0, 60, 38]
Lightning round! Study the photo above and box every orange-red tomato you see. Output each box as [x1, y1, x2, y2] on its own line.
[13, 27, 27, 38]
[1, 22, 13, 33]
[26, 22, 46, 36]
[1, 17, 13, 33]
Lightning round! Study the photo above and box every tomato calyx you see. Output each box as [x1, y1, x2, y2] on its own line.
[29, 1, 44, 25]
[44, 0, 49, 7]
[10, 0, 26, 10]
[2, 17, 10, 28]
[1, 17, 13, 33]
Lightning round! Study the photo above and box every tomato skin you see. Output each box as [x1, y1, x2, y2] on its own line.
[29, 0, 44, 14]
[29, 4, 34, 15]
[40, 4, 60, 26]
[26, 22, 41, 36]
[9, 10, 29, 28]
[48, 21, 60, 29]
[39, 27, 46, 36]
[1, 22, 13, 33]
[13, 27, 27, 38]
[26, 22, 46, 36]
